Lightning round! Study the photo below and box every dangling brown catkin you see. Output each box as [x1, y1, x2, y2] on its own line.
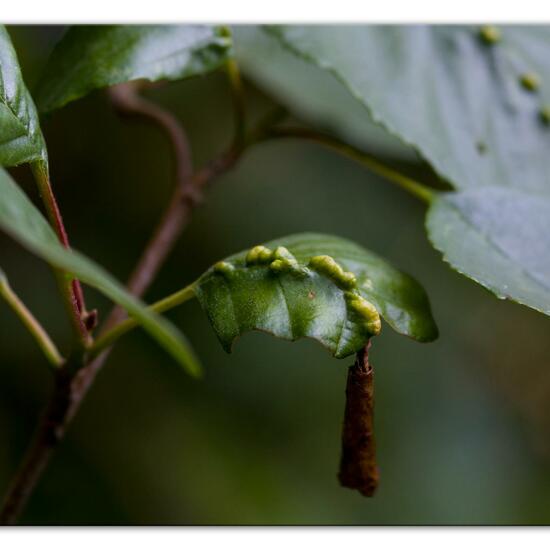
[338, 342, 379, 497]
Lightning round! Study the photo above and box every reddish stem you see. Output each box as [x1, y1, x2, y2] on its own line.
[31, 162, 90, 346]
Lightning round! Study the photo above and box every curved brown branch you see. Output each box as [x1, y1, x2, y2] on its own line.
[0, 369, 74, 525]
[106, 81, 196, 307]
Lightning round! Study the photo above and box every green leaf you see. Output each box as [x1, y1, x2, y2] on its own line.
[267, 25, 550, 316]
[0, 167, 201, 377]
[427, 188, 550, 316]
[268, 25, 550, 193]
[0, 25, 47, 166]
[232, 26, 415, 159]
[36, 25, 233, 113]
[195, 233, 437, 359]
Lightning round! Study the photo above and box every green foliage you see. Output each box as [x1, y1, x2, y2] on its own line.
[2, 23, 548, 370]
[232, 26, 415, 159]
[3, 24, 550, 523]
[0, 26, 46, 166]
[195, 233, 437, 358]
[36, 25, 233, 113]
[427, 188, 550, 315]
[0, 167, 201, 377]
[260, 25, 550, 318]
[266, 25, 550, 193]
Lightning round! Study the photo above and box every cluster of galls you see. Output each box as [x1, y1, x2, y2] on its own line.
[307, 254, 381, 336]
[213, 245, 382, 337]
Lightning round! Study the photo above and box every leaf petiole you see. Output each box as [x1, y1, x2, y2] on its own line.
[0, 271, 64, 368]
[263, 127, 435, 204]
[89, 283, 197, 358]
[31, 161, 91, 348]
[225, 56, 247, 148]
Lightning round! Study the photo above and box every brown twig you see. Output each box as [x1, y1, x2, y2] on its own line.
[0, 368, 74, 524]
[102, 81, 197, 329]
[338, 342, 379, 497]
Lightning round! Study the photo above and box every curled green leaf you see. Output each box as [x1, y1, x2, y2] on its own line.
[195, 233, 438, 359]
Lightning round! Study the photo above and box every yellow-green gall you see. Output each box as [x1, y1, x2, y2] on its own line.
[269, 259, 287, 273]
[246, 245, 273, 265]
[213, 261, 235, 276]
[479, 25, 501, 45]
[218, 26, 232, 39]
[520, 72, 540, 92]
[309, 254, 338, 273]
[273, 246, 296, 262]
[270, 257, 303, 276]
[540, 105, 550, 125]
[347, 294, 381, 336]
[339, 271, 357, 290]
[308, 255, 357, 290]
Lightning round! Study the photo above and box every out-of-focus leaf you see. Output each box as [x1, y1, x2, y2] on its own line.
[36, 25, 233, 113]
[0, 167, 201, 377]
[0, 25, 46, 166]
[427, 187, 550, 316]
[268, 25, 550, 193]
[233, 25, 416, 160]
[195, 233, 438, 359]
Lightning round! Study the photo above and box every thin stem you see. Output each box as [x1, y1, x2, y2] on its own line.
[0, 276, 63, 368]
[31, 161, 91, 348]
[102, 81, 197, 334]
[226, 57, 246, 148]
[90, 284, 196, 358]
[263, 127, 435, 204]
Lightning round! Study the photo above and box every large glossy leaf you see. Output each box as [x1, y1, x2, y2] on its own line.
[36, 25, 232, 113]
[0, 26, 46, 166]
[233, 26, 415, 159]
[195, 233, 437, 359]
[268, 25, 550, 317]
[427, 188, 550, 315]
[0, 167, 201, 376]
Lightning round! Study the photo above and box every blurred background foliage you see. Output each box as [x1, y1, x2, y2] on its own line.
[1, 25, 550, 525]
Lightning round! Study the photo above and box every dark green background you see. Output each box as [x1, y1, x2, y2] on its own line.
[1, 26, 549, 525]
